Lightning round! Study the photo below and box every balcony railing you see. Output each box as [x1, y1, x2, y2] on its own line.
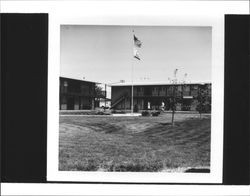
[134, 91, 144, 96]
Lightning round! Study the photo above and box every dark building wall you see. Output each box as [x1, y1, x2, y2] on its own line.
[59, 77, 96, 110]
[111, 86, 131, 110]
[111, 83, 211, 112]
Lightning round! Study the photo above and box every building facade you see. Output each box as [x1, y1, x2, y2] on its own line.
[111, 83, 211, 112]
[59, 77, 96, 110]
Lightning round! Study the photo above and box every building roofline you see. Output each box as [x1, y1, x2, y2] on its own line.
[111, 82, 211, 87]
[60, 76, 101, 84]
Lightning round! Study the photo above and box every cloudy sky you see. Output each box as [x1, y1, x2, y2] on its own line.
[60, 25, 212, 85]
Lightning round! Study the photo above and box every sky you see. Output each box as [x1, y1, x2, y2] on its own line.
[60, 25, 212, 86]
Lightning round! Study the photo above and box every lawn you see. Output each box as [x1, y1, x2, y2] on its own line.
[59, 112, 211, 172]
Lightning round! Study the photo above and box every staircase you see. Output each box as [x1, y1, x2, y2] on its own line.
[111, 93, 128, 109]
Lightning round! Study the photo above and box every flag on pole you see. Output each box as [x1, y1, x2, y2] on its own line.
[134, 35, 142, 48]
[133, 33, 142, 60]
[174, 69, 178, 76]
[133, 48, 140, 60]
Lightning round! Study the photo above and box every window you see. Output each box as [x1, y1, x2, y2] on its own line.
[61, 80, 68, 93]
[185, 86, 190, 91]
[152, 87, 158, 96]
[81, 84, 89, 95]
[63, 81, 68, 87]
[193, 85, 198, 90]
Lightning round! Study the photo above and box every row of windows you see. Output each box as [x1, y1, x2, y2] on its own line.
[134, 85, 210, 93]
[134, 85, 202, 92]
[131, 86, 212, 97]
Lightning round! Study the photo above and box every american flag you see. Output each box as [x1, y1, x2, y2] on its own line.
[133, 33, 142, 60]
[134, 35, 142, 48]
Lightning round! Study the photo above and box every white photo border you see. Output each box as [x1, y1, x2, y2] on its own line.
[47, 5, 224, 183]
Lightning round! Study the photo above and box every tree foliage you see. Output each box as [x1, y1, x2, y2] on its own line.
[95, 85, 105, 98]
[196, 85, 210, 118]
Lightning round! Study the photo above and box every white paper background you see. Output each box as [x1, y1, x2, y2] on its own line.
[1, 0, 249, 195]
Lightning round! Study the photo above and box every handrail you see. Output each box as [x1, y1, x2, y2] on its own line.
[111, 93, 128, 108]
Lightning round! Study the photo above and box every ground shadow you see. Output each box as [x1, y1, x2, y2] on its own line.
[185, 168, 210, 173]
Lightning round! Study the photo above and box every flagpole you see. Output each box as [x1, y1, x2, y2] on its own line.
[131, 62, 134, 114]
[131, 30, 142, 114]
[131, 29, 134, 114]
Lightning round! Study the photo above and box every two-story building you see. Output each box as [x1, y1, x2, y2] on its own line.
[59, 77, 97, 110]
[111, 82, 211, 112]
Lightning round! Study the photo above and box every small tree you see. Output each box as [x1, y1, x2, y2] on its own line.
[95, 85, 105, 98]
[168, 70, 188, 125]
[94, 85, 105, 108]
[170, 95, 176, 125]
[169, 69, 178, 126]
[196, 85, 206, 118]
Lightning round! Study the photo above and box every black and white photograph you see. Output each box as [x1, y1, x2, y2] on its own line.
[59, 25, 212, 173]
[43, 9, 224, 183]
[2, 0, 250, 195]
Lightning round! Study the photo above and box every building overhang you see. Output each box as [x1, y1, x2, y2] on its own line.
[111, 82, 211, 87]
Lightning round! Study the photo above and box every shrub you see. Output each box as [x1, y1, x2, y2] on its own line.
[151, 112, 158, 116]
[96, 111, 104, 115]
[141, 111, 150, 116]
[151, 111, 160, 116]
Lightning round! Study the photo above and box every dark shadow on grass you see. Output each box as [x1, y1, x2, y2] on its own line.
[185, 168, 210, 173]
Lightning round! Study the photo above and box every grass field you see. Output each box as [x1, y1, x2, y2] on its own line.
[59, 112, 211, 172]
